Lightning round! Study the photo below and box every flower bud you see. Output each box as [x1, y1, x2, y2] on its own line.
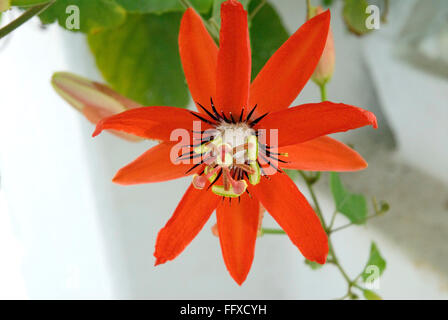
[0, 0, 10, 12]
[52, 72, 141, 141]
[308, 6, 335, 87]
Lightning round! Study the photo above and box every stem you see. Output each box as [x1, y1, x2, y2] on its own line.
[261, 228, 286, 235]
[329, 244, 351, 284]
[327, 210, 337, 231]
[306, 0, 311, 12]
[381, 0, 389, 23]
[0, 0, 55, 40]
[329, 213, 382, 234]
[249, 0, 267, 21]
[298, 171, 327, 230]
[298, 171, 363, 299]
[319, 83, 327, 101]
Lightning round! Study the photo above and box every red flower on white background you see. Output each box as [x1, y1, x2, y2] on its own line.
[93, 0, 377, 285]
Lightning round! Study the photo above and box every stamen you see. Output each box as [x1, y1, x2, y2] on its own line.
[248, 161, 261, 185]
[259, 153, 282, 173]
[257, 159, 270, 179]
[212, 171, 248, 197]
[246, 135, 258, 161]
[234, 163, 255, 174]
[192, 166, 220, 190]
[267, 154, 289, 164]
[192, 174, 207, 189]
[232, 143, 249, 154]
[187, 106, 267, 198]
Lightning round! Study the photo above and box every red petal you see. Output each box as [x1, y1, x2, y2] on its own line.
[249, 10, 330, 115]
[154, 185, 219, 265]
[249, 172, 328, 263]
[92, 106, 212, 141]
[215, 0, 251, 116]
[216, 193, 259, 285]
[113, 142, 201, 185]
[179, 8, 218, 113]
[256, 101, 377, 147]
[279, 136, 367, 171]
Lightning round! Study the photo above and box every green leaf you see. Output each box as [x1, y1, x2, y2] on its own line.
[322, 0, 334, 7]
[114, 0, 213, 14]
[39, 0, 126, 33]
[342, 0, 372, 36]
[305, 259, 323, 270]
[362, 242, 386, 282]
[248, 0, 289, 80]
[329, 172, 367, 224]
[363, 289, 382, 300]
[211, 0, 251, 27]
[11, 0, 48, 6]
[88, 13, 189, 107]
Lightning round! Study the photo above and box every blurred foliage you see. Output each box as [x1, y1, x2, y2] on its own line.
[11, 0, 48, 6]
[249, 0, 289, 80]
[342, 0, 372, 36]
[321, 0, 388, 36]
[330, 172, 368, 224]
[7, 0, 287, 107]
[3, 0, 387, 105]
[40, 0, 126, 33]
[363, 289, 382, 300]
[114, 0, 212, 14]
[305, 259, 323, 270]
[321, 0, 333, 6]
[88, 13, 189, 107]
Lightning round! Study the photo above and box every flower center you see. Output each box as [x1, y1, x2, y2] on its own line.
[185, 99, 287, 199]
[192, 121, 261, 198]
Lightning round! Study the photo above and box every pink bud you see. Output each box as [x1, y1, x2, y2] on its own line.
[231, 179, 247, 195]
[308, 6, 335, 87]
[0, 0, 10, 12]
[51, 72, 141, 141]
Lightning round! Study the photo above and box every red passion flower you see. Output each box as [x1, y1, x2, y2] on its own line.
[93, 0, 377, 285]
